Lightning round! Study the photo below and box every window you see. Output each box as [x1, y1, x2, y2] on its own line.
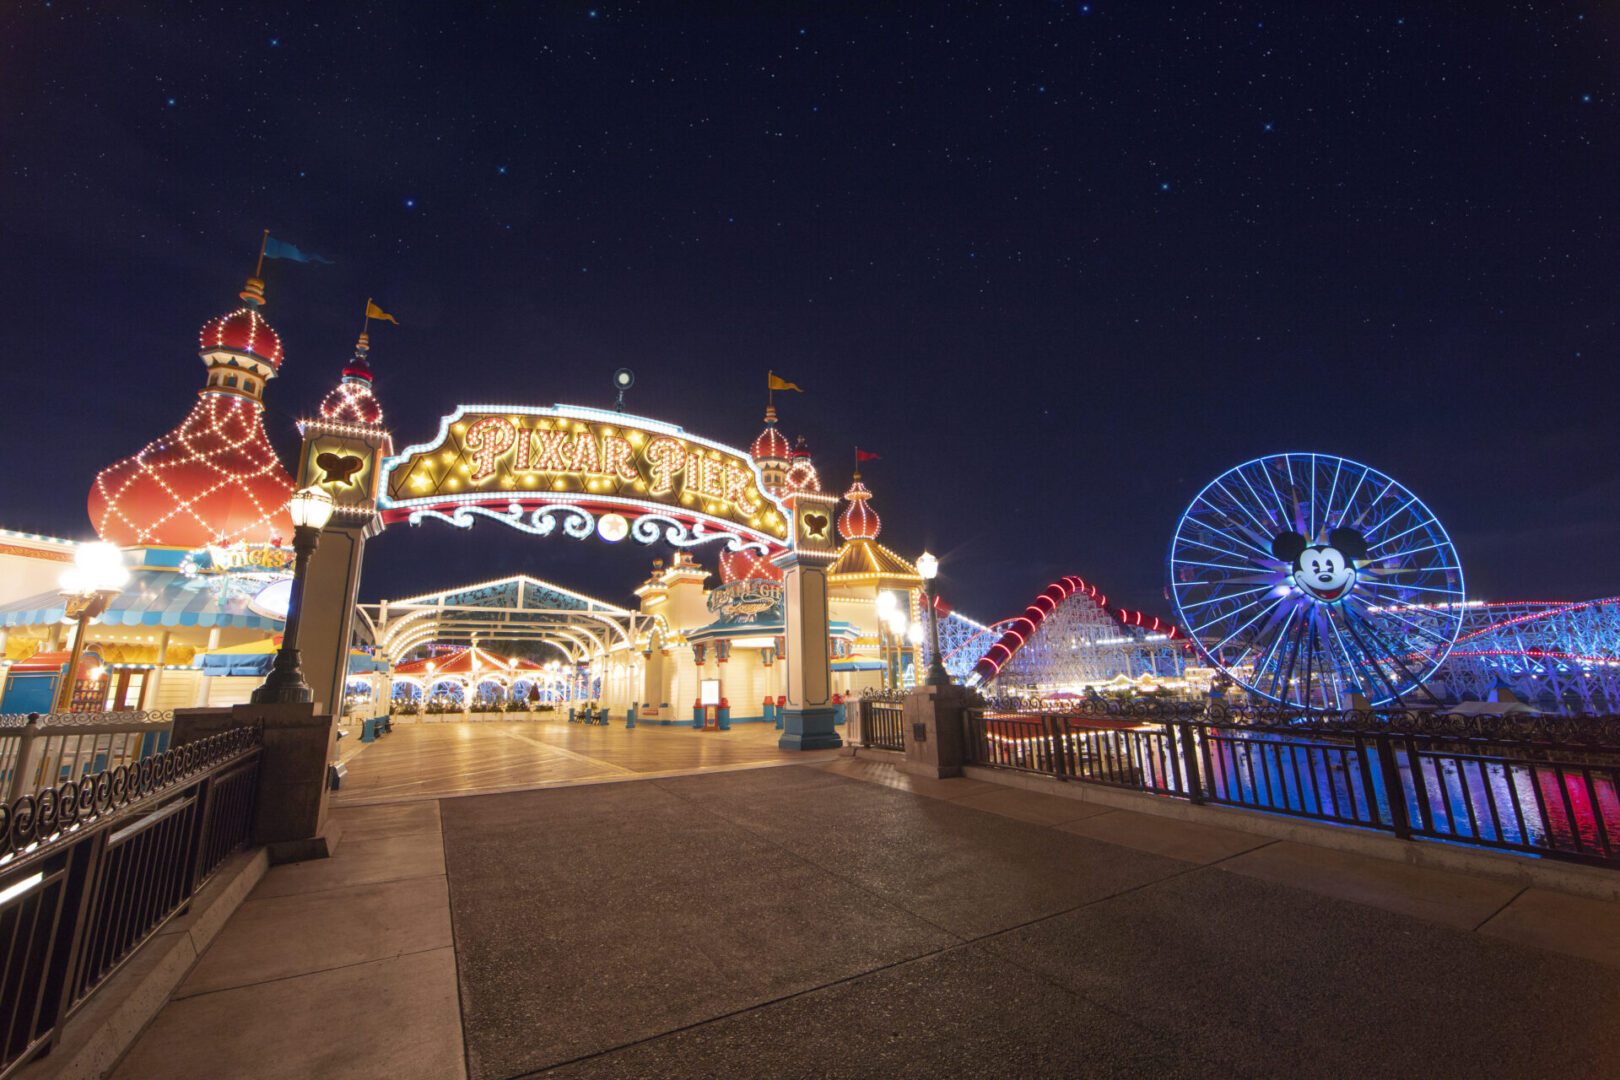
[224, 375, 237, 388]
[243, 379, 255, 393]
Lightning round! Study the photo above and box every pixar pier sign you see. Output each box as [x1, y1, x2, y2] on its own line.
[378, 405, 791, 552]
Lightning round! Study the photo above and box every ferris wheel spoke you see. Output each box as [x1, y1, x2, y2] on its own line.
[1204, 595, 1286, 655]
[1320, 457, 1345, 530]
[1334, 466, 1372, 527]
[1337, 613, 1405, 704]
[1364, 516, 1434, 553]
[1213, 476, 1285, 543]
[1177, 585, 1277, 612]
[1355, 603, 1458, 650]
[1346, 609, 1444, 704]
[1234, 468, 1286, 536]
[1178, 530, 1278, 565]
[1268, 607, 1310, 702]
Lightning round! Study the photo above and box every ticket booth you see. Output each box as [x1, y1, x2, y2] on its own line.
[1, 647, 107, 714]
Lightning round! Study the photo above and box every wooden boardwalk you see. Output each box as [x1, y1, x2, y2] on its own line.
[333, 718, 841, 806]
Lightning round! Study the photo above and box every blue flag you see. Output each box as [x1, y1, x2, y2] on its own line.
[263, 235, 334, 264]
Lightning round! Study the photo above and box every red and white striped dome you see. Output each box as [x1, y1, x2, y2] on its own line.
[838, 476, 881, 541]
[199, 294, 283, 370]
[87, 276, 295, 547]
[318, 333, 384, 425]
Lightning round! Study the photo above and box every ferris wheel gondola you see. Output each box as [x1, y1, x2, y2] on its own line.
[1167, 453, 1464, 711]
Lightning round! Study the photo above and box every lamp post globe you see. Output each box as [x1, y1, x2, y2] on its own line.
[53, 542, 130, 712]
[252, 486, 335, 705]
[917, 550, 951, 687]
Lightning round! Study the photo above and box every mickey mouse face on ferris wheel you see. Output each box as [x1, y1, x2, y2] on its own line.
[1271, 526, 1369, 604]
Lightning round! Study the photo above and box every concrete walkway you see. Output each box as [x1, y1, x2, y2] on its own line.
[112, 756, 1620, 1079]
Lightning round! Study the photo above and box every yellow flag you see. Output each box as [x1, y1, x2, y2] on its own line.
[365, 300, 398, 325]
[768, 371, 802, 392]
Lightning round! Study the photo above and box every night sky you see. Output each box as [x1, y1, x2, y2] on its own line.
[4, 4, 1617, 625]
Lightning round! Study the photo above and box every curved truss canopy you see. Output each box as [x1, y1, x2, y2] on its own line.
[361, 574, 643, 666]
[379, 404, 791, 556]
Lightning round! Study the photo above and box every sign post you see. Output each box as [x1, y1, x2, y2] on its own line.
[771, 490, 842, 750]
[295, 418, 391, 717]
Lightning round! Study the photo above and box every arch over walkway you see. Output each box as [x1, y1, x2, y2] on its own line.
[361, 574, 644, 667]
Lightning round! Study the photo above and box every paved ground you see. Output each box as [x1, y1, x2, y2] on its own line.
[333, 717, 835, 805]
[113, 751, 1620, 1080]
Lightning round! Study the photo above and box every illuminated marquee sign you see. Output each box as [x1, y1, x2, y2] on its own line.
[379, 405, 790, 551]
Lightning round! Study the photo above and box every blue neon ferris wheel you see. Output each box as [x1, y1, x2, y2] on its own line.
[1168, 453, 1465, 711]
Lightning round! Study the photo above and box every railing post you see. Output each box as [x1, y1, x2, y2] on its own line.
[1179, 721, 1205, 804]
[7, 714, 45, 803]
[1045, 714, 1069, 779]
[1373, 732, 1411, 839]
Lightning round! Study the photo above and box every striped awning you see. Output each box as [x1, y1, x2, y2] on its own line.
[0, 568, 287, 631]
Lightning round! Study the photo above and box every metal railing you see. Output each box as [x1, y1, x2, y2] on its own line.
[963, 705, 1620, 868]
[0, 726, 260, 1078]
[858, 692, 906, 752]
[1, 711, 175, 803]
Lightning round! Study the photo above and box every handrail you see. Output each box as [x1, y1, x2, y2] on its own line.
[0, 725, 258, 865]
[0, 709, 175, 730]
[962, 708, 1620, 868]
[0, 725, 261, 1075]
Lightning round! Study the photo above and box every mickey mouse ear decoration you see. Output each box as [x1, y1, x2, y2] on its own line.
[613, 368, 635, 412]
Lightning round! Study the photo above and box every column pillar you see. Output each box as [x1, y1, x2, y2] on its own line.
[770, 491, 842, 750]
[299, 522, 373, 717]
[145, 630, 170, 710]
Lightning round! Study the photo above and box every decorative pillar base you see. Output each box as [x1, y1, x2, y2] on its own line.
[901, 684, 973, 778]
[778, 706, 842, 751]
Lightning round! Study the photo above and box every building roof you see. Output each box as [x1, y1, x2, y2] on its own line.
[826, 538, 921, 586]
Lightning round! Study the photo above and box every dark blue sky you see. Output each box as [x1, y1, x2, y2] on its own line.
[3, 3, 1616, 622]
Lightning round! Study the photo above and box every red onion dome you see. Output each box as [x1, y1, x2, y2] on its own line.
[719, 547, 785, 584]
[783, 435, 822, 494]
[838, 476, 881, 541]
[318, 333, 385, 425]
[88, 393, 295, 548]
[751, 405, 791, 462]
[198, 279, 283, 371]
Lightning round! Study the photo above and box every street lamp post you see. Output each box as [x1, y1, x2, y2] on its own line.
[54, 542, 130, 713]
[253, 486, 336, 705]
[906, 622, 925, 690]
[916, 551, 951, 687]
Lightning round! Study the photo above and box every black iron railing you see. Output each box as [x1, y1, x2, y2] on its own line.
[963, 706, 1620, 868]
[0, 726, 261, 1078]
[859, 694, 906, 752]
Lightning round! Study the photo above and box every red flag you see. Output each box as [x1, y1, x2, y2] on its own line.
[932, 594, 952, 618]
[855, 449, 882, 461]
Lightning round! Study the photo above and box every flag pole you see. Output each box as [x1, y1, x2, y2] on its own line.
[363, 297, 371, 335]
[254, 229, 269, 278]
[767, 370, 774, 409]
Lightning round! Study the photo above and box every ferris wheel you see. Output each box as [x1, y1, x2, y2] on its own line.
[1167, 453, 1465, 711]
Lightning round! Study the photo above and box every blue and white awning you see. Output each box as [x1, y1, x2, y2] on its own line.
[0, 568, 287, 631]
